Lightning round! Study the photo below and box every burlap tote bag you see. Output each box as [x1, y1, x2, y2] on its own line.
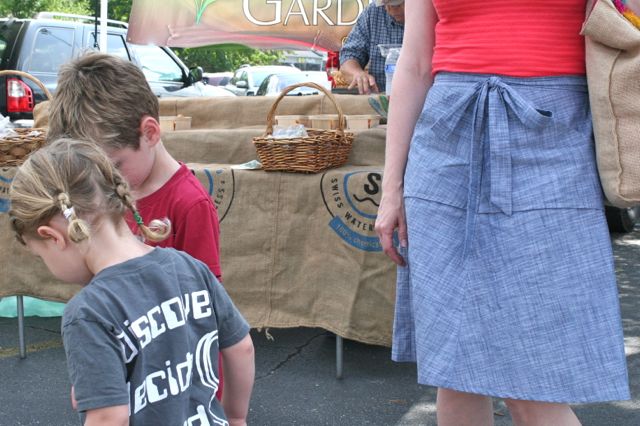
[582, 0, 640, 207]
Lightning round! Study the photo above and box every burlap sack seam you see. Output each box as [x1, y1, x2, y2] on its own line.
[264, 173, 283, 324]
[607, 50, 628, 204]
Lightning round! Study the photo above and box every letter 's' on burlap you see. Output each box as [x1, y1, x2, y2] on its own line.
[582, 0, 640, 207]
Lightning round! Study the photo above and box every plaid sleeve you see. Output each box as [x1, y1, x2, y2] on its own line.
[339, 8, 371, 67]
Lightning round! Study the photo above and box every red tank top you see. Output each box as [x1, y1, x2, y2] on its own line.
[431, 0, 587, 77]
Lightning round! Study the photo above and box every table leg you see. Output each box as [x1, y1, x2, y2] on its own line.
[336, 335, 343, 379]
[17, 295, 26, 359]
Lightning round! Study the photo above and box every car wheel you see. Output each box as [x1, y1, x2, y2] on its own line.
[605, 205, 640, 233]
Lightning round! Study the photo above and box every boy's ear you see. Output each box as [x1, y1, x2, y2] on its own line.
[139, 115, 161, 147]
[36, 225, 68, 250]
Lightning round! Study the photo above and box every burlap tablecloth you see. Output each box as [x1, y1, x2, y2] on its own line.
[3, 96, 395, 346]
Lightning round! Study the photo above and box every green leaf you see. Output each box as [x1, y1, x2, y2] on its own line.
[379, 95, 389, 113]
[195, 0, 217, 24]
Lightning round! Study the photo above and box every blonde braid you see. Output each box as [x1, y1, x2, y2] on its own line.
[57, 193, 90, 243]
[9, 138, 170, 247]
[114, 179, 170, 242]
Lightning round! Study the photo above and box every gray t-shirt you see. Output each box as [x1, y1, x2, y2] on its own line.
[62, 248, 249, 425]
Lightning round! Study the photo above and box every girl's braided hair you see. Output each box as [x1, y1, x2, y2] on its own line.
[9, 138, 170, 245]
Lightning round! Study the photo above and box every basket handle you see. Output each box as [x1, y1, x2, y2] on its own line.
[0, 70, 53, 100]
[264, 81, 345, 136]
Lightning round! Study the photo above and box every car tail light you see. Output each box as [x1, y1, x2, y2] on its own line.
[6, 78, 34, 113]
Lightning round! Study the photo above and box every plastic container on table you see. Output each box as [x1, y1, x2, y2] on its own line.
[275, 115, 311, 128]
[159, 115, 192, 132]
[344, 114, 382, 130]
[309, 114, 340, 130]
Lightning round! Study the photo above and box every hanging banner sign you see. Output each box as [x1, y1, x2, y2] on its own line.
[127, 0, 375, 51]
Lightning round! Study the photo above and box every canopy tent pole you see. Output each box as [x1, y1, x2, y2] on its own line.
[99, 0, 108, 53]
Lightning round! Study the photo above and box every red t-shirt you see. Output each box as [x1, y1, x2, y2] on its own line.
[126, 163, 224, 400]
[126, 163, 222, 279]
[431, 0, 587, 77]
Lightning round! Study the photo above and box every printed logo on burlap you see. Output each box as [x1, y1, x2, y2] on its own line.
[321, 170, 383, 252]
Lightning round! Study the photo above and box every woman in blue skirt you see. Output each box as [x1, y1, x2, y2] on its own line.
[375, 1, 631, 424]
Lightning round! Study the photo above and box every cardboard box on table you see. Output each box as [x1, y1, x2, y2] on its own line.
[34, 94, 380, 130]
[5, 94, 395, 346]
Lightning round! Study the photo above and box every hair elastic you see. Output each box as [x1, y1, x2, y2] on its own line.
[62, 207, 75, 221]
[133, 211, 144, 226]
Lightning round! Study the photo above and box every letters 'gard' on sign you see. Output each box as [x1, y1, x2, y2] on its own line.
[128, 0, 374, 51]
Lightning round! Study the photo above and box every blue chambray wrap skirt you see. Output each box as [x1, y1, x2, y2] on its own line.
[392, 72, 630, 403]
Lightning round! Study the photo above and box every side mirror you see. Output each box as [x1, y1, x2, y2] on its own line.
[235, 81, 248, 89]
[188, 66, 203, 84]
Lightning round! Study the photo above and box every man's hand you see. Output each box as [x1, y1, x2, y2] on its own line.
[340, 59, 380, 94]
[348, 70, 380, 94]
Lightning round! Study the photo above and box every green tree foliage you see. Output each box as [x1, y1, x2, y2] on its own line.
[175, 45, 284, 73]
[104, 0, 131, 21]
[0, 0, 90, 18]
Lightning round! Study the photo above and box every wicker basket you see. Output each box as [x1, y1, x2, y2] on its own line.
[0, 70, 51, 167]
[253, 82, 354, 173]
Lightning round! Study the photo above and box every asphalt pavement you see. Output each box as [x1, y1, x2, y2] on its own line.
[1, 228, 639, 425]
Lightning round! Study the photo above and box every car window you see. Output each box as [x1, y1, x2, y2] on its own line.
[128, 44, 183, 83]
[107, 34, 129, 60]
[276, 74, 303, 91]
[240, 71, 249, 83]
[276, 73, 329, 91]
[27, 27, 74, 74]
[0, 38, 6, 68]
[256, 75, 277, 96]
[0, 21, 18, 69]
[229, 70, 242, 85]
[251, 68, 300, 87]
[88, 32, 130, 60]
[252, 71, 281, 87]
[267, 77, 279, 93]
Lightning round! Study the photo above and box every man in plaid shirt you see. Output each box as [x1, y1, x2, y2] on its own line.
[340, 0, 405, 94]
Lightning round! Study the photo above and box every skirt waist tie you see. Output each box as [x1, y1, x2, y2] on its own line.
[429, 76, 552, 258]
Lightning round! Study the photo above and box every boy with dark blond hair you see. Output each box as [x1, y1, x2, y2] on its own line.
[48, 53, 222, 280]
[48, 52, 227, 399]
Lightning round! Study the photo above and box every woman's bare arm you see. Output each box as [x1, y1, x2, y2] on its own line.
[376, 0, 438, 264]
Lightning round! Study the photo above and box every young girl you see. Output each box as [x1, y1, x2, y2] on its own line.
[9, 138, 254, 426]
[375, 1, 630, 425]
